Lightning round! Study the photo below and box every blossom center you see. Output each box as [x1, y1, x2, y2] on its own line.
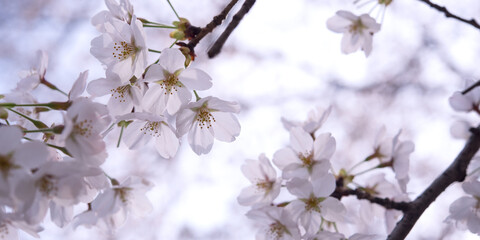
[0, 153, 19, 179]
[349, 19, 366, 33]
[140, 121, 163, 137]
[110, 85, 130, 103]
[299, 152, 314, 169]
[113, 41, 136, 61]
[158, 71, 183, 95]
[36, 174, 57, 196]
[73, 119, 94, 137]
[115, 187, 131, 204]
[195, 107, 215, 129]
[256, 179, 274, 192]
[303, 194, 322, 213]
[267, 221, 288, 239]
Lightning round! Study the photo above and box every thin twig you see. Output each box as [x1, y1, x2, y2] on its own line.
[417, 0, 480, 30]
[207, 0, 256, 58]
[187, 0, 240, 49]
[331, 187, 410, 211]
[387, 125, 480, 239]
[461, 80, 480, 95]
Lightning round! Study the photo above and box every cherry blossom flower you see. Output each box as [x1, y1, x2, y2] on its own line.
[281, 106, 332, 136]
[0, 126, 48, 179]
[14, 161, 102, 225]
[449, 80, 480, 113]
[87, 71, 145, 116]
[92, 0, 134, 31]
[74, 176, 153, 230]
[367, 127, 414, 192]
[285, 175, 345, 235]
[238, 154, 281, 206]
[246, 206, 300, 240]
[142, 48, 212, 115]
[91, 15, 147, 82]
[0, 208, 43, 240]
[446, 179, 480, 234]
[15, 50, 48, 92]
[59, 98, 111, 166]
[326, 11, 381, 57]
[120, 112, 179, 158]
[273, 127, 334, 180]
[176, 96, 241, 155]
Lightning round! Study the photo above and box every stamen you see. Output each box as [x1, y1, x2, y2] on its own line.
[195, 107, 215, 129]
[140, 121, 162, 137]
[113, 41, 136, 61]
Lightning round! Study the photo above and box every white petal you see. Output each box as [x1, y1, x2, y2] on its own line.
[272, 147, 298, 170]
[188, 124, 214, 155]
[154, 124, 179, 158]
[449, 92, 474, 112]
[179, 68, 212, 90]
[211, 112, 241, 142]
[159, 48, 185, 73]
[290, 127, 313, 155]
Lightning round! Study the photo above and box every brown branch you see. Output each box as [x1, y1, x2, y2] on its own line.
[187, 0, 239, 50]
[417, 0, 480, 30]
[207, 0, 256, 58]
[387, 125, 480, 240]
[461, 80, 480, 95]
[332, 187, 410, 211]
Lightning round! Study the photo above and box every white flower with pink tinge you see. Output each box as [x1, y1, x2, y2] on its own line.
[90, 15, 147, 82]
[285, 175, 345, 235]
[273, 127, 334, 180]
[176, 96, 240, 155]
[327, 10, 381, 57]
[446, 179, 480, 235]
[119, 112, 179, 159]
[238, 154, 281, 206]
[73, 176, 153, 230]
[142, 48, 212, 115]
[59, 98, 111, 166]
[246, 206, 300, 240]
[449, 80, 480, 113]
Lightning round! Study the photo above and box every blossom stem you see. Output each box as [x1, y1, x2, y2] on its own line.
[148, 48, 162, 54]
[23, 128, 56, 133]
[117, 124, 125, 148]
[0, 102, 70, 110]
[169, 39, 178, 48]
[5, 119, 9, 125]
[353, 164, 380, 177]
[138, 18, 171, 27]
[41, 78, 68, 96]
[348, 160, 367, 173]
[166, 0, 181, 20]
[142, 24, 177, 29]
[23, 136, 72, 157]
[7, 108, 48, 129]
[193, 90, 201, 101]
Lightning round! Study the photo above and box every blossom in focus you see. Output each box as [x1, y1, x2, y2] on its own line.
[446, 179, 480, 234]
[238, 154, 281, 206]
[87, 71, 145, 116]
[120, 112, 179, 159]
[91, 15, 147, 82]
[273, 127, 334, 180]
[59, 98, 111, 166]
[176, 96, 241, 155]
[246, 206, 300, 240]
[449, 80, 480, 113]
[326, 10, 381, 57]
[142, 48, 212, 115]
[74, 176, 153, 230]
[285, 175, 345, 235]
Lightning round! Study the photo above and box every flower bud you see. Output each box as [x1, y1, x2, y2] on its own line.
[0, 107, 8, 120]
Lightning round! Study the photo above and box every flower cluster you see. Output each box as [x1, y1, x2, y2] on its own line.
[238, 107, 414, 239]
[0, 0, 241, 238]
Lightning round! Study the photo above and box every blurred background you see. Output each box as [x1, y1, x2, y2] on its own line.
[1, 0, 480, 239]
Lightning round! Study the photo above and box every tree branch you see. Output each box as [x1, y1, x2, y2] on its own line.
[332, 187, 410, 211]
[417, 0, 480, 30]
[207, 0, 256, 58]
[461, 80, 480, 95]
[387, 125, 480, 240]
[187, 0, 239, 50]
